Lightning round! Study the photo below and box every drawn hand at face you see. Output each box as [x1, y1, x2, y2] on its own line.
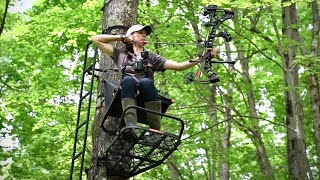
[122, 35, 134, 44]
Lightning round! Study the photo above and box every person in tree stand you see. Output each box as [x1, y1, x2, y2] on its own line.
[91, 24, 200, 130]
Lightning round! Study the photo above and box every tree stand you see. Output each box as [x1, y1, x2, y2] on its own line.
[100, 81, 184, 178]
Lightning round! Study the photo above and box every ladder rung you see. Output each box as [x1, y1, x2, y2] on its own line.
[72, 151, 83, 161]
[80, 92, 91, 101]
[77, 120, 87, 130]
[84, 64, 94, 73]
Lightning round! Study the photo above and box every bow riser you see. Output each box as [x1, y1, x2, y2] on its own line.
[185, 4, 235, 84]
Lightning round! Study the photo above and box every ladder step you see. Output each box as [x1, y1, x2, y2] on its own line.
[80, 92, 91, 101]
[84, 64, 94, 74]
[77, 120, 87, 130]
[72, 151, 83, 161]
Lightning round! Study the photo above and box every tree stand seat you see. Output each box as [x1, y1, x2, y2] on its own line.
[101, 80, 175, 133]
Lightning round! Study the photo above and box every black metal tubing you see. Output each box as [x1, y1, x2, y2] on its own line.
[107, 127, 142, 173]
[129, 133, 167, 173]
[121, 105, 185, 138]
[105, 125, 182, 178]
[72, 151, 83, 161]
[80, 92, 91, 101]
[189, 60, 235, 64]
[100, 115, 117, 135]
[76, 120, 88, 130]
[70, 41, 96, 180]
[210, 60, 235, 64]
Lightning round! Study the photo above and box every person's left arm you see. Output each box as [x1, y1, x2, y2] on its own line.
[163, 48, 219, 71]
[163, 58, 199, 71]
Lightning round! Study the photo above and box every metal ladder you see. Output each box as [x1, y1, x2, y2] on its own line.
[70, 41, 97, 180]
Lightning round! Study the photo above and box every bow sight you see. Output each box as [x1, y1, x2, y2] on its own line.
[203, 5, 233, 43]
[186, 5, 235, 84]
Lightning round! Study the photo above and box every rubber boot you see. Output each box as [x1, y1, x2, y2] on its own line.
[144, 101, 162, 130]
[121, 98, 138, 126]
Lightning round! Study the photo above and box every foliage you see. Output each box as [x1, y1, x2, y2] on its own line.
[0, 0, 319, 179]
[0, 0, 100, 178]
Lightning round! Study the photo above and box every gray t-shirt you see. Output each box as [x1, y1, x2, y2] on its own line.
[112, 47, 167, 80]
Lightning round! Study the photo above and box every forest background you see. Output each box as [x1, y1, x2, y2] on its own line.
[0, 0, 319, 179]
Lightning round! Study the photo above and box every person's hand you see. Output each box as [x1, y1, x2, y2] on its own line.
[121, 35, 133, 44]
[207, 48, 218, 57]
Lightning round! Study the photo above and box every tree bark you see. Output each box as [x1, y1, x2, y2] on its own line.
[309, 0, 320, 167]
[232, 9, 275, 179]
[208, 84, 218, 180]
[87, 0, 138, 179]
[220, 43, 232, 180]
[239, 51, 275, 180]
[281, 1, 313, 179]
[166, 155, 181, 180]
[220, 92, 231, 180]
[0, 0, 10, 37]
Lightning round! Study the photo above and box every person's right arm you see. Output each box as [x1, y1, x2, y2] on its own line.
[91, 35, 123, 57]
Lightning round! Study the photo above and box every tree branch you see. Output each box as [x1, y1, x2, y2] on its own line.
[0, 76, 15, 90]
[0, 0, 10, 37]
[225, 23, 285, 72]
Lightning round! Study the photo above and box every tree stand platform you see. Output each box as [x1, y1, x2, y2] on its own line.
[99, 106, 184, 178]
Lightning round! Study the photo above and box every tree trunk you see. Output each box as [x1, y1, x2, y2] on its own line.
[309, 0, 320, 167]
[87, 0, 138, 179]
[281, 1, 313, 179]
[208, 84, 218, 180]
[220, 92, 231, 180]
[220, 43, 232, 180]
[232, 9, 275, 179]
[239, 51, 275, 180]
[166, 155, 181, 180]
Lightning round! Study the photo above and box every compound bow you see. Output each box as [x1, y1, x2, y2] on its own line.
[185, 5, 235, 84]
[102, 5, 235, 84]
